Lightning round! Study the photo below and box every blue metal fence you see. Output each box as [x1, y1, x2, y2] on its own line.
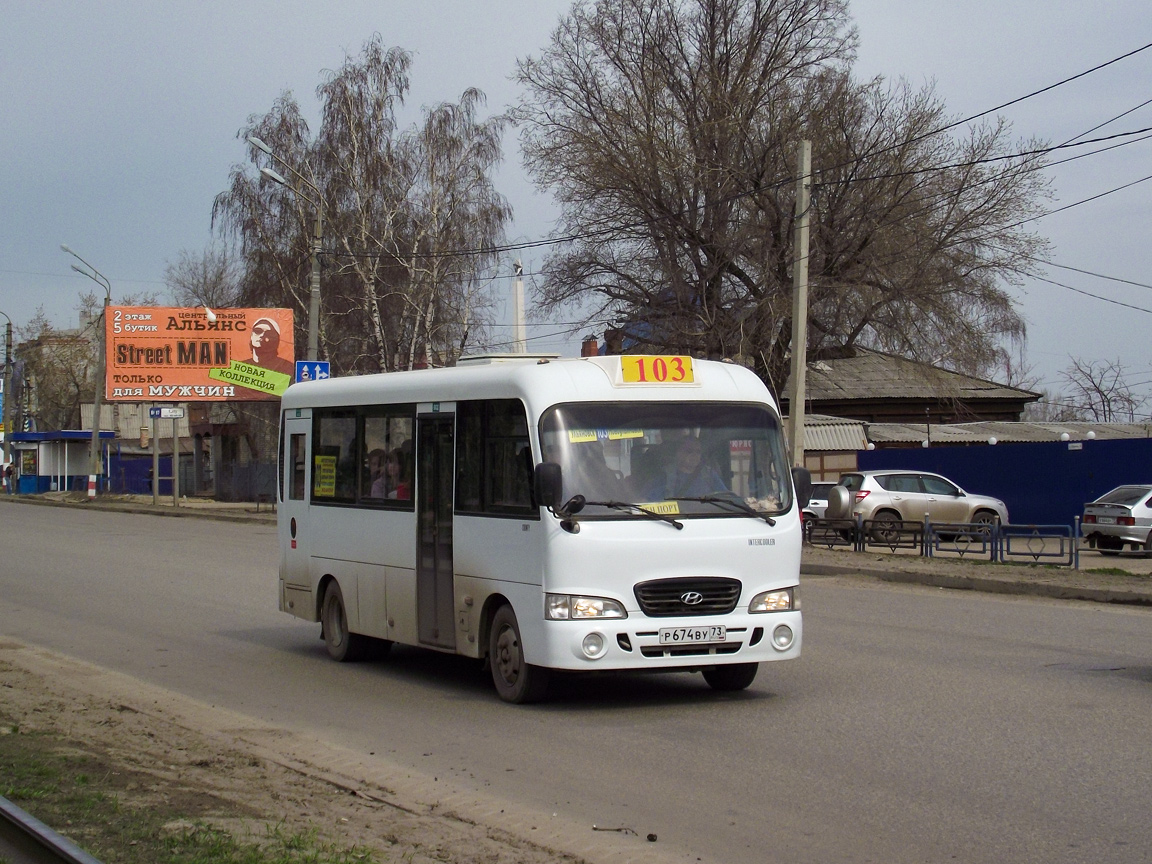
[807, 514, 1080, 567]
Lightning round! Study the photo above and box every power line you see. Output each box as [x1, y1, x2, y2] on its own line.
[929, 41, 1152, 136]
[1059, 96, 1152, 146]
[323, 124, 1152, 264]
[1007, 171, 1152, 229]
[811, 125, 1152, 189]
[1023, 256, 1152, 293]
[319, 44, 1152, 264]
[1023, 272, 1152, 316]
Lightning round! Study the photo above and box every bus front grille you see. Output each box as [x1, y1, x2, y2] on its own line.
[633, 578, 741, 617]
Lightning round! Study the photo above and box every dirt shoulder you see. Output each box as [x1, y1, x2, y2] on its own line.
[0, 641, 676, 864]
[801, 543, 1152, 605]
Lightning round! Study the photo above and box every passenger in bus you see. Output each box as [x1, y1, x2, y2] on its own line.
[628, 443, 663, 496]
[367, 448, 389, 498]
[645, 435, 726, 499]
[386, 447, 412, 500]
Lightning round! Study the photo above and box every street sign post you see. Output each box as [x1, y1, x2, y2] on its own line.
[295, 361, 331, 383]
[148, 406, 185, 419]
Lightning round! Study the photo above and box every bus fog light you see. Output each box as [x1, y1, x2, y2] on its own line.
[772, 624, 794, 650]
[581, 632, 607, 659]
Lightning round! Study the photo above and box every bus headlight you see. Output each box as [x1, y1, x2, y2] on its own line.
[749, 587, 797, 613]
[546, 594, 627, 620]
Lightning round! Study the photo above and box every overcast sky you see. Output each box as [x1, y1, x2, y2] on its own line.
[2, 1, 1150, 404]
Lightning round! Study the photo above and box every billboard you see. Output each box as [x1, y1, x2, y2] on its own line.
[105, 307, 295, 402]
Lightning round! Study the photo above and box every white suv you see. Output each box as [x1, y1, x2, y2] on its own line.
[829, 470, 1009, 539]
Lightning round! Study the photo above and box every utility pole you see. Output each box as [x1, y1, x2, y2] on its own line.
[786, 140, 812, 468]
[247, 136, 324, 361]
[308, 208, 323, 361]
[151, 405, 159, 506]
[1, 313, 11, 468]
[61, 244, 111, 496]
[512, 259, 526, 353]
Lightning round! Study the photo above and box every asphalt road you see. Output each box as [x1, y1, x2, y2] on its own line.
[2, 505, 1150, 864]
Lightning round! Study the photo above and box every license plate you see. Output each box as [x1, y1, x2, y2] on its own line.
[659, 626, 726, 645]
[1097, 516, 1116, 524]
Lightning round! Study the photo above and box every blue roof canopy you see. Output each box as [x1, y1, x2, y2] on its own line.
[11, 431, 115, 442]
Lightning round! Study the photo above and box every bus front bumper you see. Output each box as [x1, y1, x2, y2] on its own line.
[534, 610, 801, 671]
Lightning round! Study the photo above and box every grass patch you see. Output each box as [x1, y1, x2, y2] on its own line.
[0, 717, 378, 864]
[1084, 567, 1140, 577]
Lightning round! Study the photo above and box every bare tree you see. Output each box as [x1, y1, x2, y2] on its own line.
[14, 286, 161, 433]
[1058, 357, 1144, 422]
[1020, 391, 1080, 422]
[16, 307, 99, 432]
[164, 244, 242, 308]
[213, 35, 512, 374]
[516, 0, 1049, 397]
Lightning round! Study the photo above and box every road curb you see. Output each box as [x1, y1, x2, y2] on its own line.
[0, 495, 276, 525]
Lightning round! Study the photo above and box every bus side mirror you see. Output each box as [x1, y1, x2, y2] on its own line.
[534, 462, 563, 509]
[791, 466, 812, 510]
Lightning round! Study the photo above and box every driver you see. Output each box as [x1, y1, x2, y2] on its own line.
[645, 436, 725, 499]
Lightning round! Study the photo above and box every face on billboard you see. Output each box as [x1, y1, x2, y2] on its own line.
[105, 307, 295, 402]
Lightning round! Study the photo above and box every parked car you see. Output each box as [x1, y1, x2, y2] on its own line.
[1081, 484, 1152, 554]
[802, 482, 837, 521]
[801, 481, 837, 540]
[829, 470, 1009, 542]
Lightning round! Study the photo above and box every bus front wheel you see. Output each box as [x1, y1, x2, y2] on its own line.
[321, 581, 367, 662]
[702, 662, 759, 691]
[489, 605, 549, 704]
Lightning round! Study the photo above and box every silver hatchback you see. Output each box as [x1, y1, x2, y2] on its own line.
[1081, 485, 1152, 554]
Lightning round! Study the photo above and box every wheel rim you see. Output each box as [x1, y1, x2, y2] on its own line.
[973, 513, 997, 535]
[494, 623, 521, 687]
[874, 515, 898, 542]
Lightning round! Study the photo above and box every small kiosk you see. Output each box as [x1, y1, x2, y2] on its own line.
[9, 431, 116, 494]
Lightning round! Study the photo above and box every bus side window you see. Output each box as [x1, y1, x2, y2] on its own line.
[313, 412, 357, 502]
[290, 433, 306, 500]
[362, 409, 414, 504]
[455, 399, 535, 517]
[456, 407, 484, 511]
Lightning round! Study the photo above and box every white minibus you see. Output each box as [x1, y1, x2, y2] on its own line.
[278, 353, 810, 702]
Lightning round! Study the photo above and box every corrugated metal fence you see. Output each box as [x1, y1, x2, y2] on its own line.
[859, 437, 1152, 526]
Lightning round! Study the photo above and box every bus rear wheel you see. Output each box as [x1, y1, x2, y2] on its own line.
[489, 605, 549, 704]
[321, 581, 367, 662]
[702, 662, 759, 692]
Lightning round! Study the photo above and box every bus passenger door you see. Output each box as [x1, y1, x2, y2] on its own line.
[280, 414, 312, 591]
[417, 412, 456, 649]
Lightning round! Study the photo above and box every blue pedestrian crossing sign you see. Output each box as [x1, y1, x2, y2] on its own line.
[295, 361, 331, 383]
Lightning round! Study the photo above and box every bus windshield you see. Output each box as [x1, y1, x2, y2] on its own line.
[539, 401, 792, 518]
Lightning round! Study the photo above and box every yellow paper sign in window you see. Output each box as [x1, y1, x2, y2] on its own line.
[637, 501, 682, 515]
[313, 455, 337, 497]
[620, 355, 694, 384]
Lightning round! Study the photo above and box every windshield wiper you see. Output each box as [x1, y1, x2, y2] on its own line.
[582, 500, 684, 530]
[668, 494, 777, 526]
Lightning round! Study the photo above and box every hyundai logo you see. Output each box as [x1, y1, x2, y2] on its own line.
[680, 591, 705, 605]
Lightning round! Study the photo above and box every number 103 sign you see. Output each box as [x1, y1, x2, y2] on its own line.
[618, 355, 695, 384]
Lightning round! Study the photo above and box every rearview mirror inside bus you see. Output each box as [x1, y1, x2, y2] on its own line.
[534, 461, 563, 509]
